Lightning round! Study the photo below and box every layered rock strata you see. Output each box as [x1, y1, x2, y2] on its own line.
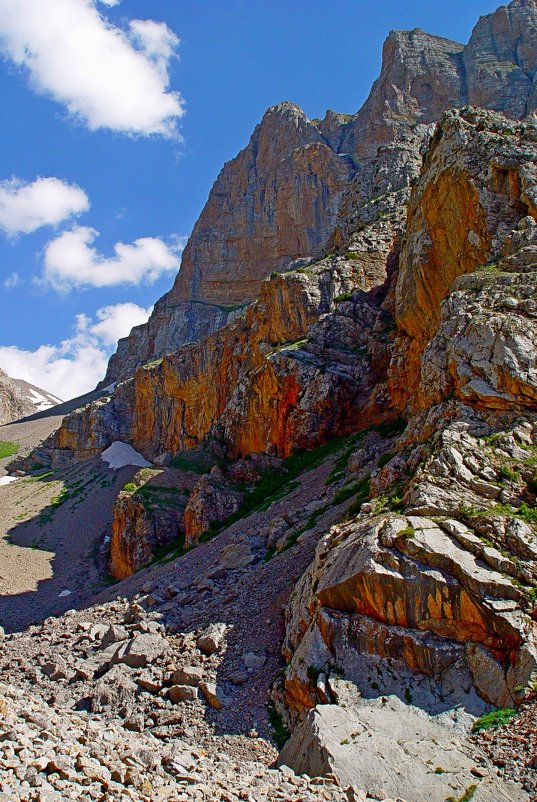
[102, 0, 537, 386]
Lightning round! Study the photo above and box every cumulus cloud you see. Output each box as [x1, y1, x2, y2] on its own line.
[43, 226, 183, 290]
[0, 176, 89, 235]
[89, 302, 153, 345]
[0, 302, 152, 399]
[0, 0, 184, 136]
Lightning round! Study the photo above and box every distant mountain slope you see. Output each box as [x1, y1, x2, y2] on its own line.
[0, 368, 62, 425]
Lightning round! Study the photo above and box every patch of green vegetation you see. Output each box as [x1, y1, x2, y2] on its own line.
[471, 708, 516, 733]
[446, 786, 478, 802]
[340, 738, 350, 745]
[333, 483, 358, 505]
[267, 701, 290, 750]
[23, 471, 54, 483]
[38, 486, 71, 526]
[498, 464, 520, 482]
[398, 525, 415, 539]
[344, 251, 361, 261]
[263, 546, 277, 563]
[141, 357, 163, 371]
[0, 441, 18, 459]
[404, 688, 413, 704]
[477, 261, 500, 273]
[127, 482, 185, 513]
[372, 480, 404, 514]
[344, 477, 372, 519]
[274, 338, 308, 352]
[215, 303, 245, 313]
[433, 767, 446, 775]
[334, 292, 353, 303]
[267, 502, 331, 562]
[201, 436, 358, 544]
[170, 451, 217, 474]
[150, 531, 187, 566]
[306, 665, 321, 685]
[519, 502, 537, 525]
[326, 434, 361, 485]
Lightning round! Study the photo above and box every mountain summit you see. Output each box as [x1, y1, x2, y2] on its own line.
[101, 0, 537, 386]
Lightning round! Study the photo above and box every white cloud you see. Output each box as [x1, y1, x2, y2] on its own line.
[89, 302, 152, 345]
[0, 302, 152, 399]
[129, 20, 179, 81]
[0, 0, 184, 136]
[43, 226, 183, 290]
[0, 176, 89, 235]
[98, 0, 121, 6]
[3, 272, 21, 288]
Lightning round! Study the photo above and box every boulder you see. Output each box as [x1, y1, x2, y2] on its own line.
[278, 699, 528, 802]
[171, 666, 203, 687]
[196, 624, 227, 656]
[168, 685, 199, 703]
[199, 682, 231, 710]
[113, 633, 168, 669]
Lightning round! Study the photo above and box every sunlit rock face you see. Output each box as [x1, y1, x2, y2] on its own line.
[101, 0, 537, 386]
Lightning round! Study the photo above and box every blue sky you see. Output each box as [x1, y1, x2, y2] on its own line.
[0, 0, 499, 399]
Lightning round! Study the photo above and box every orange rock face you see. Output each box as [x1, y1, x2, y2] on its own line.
[390, 110, 537, 415]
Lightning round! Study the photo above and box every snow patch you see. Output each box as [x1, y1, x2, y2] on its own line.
[101, 383, 116, 393]
[101, 441, 151, 470]
[26, 388, 55, 411]
[0, 476, 19, 486]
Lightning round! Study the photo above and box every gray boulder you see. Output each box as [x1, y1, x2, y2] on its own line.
[278, 699, 528, 802]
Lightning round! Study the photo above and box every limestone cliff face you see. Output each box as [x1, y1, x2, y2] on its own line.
[0, 369, 61, 425]
[277, 107, 537, 722]
[281, 404, 537, 721]
[465, 0, 537, 119]
[102, 104, 355, 384]
[389, 108, 537, 415]
[22, 5, 537, 732]
[44, 209, 400, 467]
[0, 369, 35, 425]
[102, 0, 537, 387]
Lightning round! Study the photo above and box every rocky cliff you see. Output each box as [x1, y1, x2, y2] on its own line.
[10, 3, 537, 800]
[0, 369, 61, 425]
[101, 0, 537, 386]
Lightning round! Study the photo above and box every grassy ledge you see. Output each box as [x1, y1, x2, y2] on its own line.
[0, 441, 18, 459]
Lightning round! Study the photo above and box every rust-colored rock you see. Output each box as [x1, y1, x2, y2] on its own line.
[109, 469, 191, 579]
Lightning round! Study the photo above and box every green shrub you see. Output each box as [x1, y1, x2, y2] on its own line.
[267, 701, 290, 749]
[123, 482, 137, 493]
[344, 477, 371, 518]
[471, 708, 516, 733]
[333, 483, 358, 505]
[499, 464, 520, 482]
[334, 292, 353, 303]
